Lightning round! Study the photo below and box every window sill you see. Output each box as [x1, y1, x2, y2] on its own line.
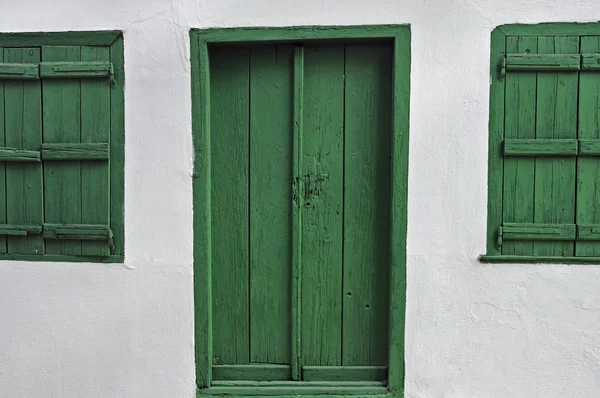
[0, 254, 124, 263]
[479, 255, 600, 264]
[196, 381, 395, 397]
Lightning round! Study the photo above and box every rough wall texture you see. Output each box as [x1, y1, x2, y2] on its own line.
[0, 0, 599, 397]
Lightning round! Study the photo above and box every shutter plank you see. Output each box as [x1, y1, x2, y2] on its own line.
[5, 47, 44, 255]
[503, 139, 578, 155]
[577, 37, 600, 256]
[301, 44, 344, 367]
[42, 46, 82, 255]
[502, 36, 537, 255]
[533, 36, 578, 257]
[209, 45, 250, 364]
[249, 44, 293, 365]
[0, 49, 5, 253]
[343, 43, 391, 366]
[502, 223, 576, 240]
[505, 53, 580, 71]
[80, 46, 110, 256]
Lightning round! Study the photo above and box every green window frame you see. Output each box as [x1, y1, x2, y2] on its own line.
[0, 31, 124, 263]
[191, 25, 410, 397]
[482, 23, 600, 264]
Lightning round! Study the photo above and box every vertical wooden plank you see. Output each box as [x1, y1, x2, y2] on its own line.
[301, 44, 344, 367]
[342, 43, 392, 366]
[81, 46, 110, 256]
[577, 36, 600, 257]
[42, 45, 82, 255]
[0, 48, 5, 254]
[192, 35, 212, 388]
[533, 36, 578, 256]
[387, 30, 410, 393]
[487, 29, 507, 256]
[110, 35, 125, 257]
[210, 45, 250, 365]
[502, 36, 537, 256]
[5, 48, 43, 255]
[292, 45, 304, 381]
[249, 44, 294, 366]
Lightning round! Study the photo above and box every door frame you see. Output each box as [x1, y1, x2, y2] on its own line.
[190, 25, 411, 397]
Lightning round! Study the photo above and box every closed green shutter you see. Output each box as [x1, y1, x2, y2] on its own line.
[208, 41, 392, 382]
[0, 32, 123, 261]
[491, 33, 600, 260]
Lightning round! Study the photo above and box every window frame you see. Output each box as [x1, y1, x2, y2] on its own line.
[482, 23, 600, 264]
[0, 31, 125, 264]
[190, 25, 410, 397]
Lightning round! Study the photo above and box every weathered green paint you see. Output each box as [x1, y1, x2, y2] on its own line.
[0, 225, 42, 235]
[486, 25, 600, 263]
[302, 366, 387, 382]
[213, 365, 291, 381]
[291, 45, 304, 382]
[480, 255, 600, 264]
[109, 35, 125, 258]
[0, 31, 120, 47]
[209, 45, 250, 366]
[0, 148, 41, 161]
[301, 43, 345, 368]
[4, 47, 44, 255]
[343, 43, 391, 367]
[42, 45, 83, 256]
[41, 143, 110, 160]
[40, 61, 112, 78]
[0, 63, 39, 79]
[191, 25, 410, 396]
[249, 44, 294, 365]
[0, 32, 124, 262]
[576, 35, 600, 257]
[505, 53, 580, 70]
[503, 139, 578, 156]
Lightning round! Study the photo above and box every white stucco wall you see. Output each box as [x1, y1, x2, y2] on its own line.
[1, 0, 599, 397]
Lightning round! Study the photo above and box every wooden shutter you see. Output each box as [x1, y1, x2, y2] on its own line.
[0, 47, 43, 254]
[498, 35, 600, 258]
[41, 45, 112, 256]
[208, 41, 392, 383]
[501, 36, 579, 256]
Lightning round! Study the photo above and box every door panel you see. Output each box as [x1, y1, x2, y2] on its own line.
[209, 40, 393, 380]
[210, 45, 251, 365]
[249, 44, 294, 364]
[300, 44, 345, 367]
[342, 43, 392, 366]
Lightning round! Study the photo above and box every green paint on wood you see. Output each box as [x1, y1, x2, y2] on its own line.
[109, 35, 125, 258]
[5, 47, 44, 255]
[80, 46, 111, 256]
[300, 44, 344, 367]
[505, 53, 580, 70]
[501, 223, 576, 241]
[578, 139, 600, 155]
[0, 31, 120, 47]
[42, 45, 82, 256]
[576, 35, 600, 257]
[192, 25, 410, 392]
[42, 143, 109, 160]
[533, 36, 578, 257]
[249, 44, 294, 365]
[302, 366, 387, 382]
[209, 45, 250, 365]
[502, 36, 537, 256]
[213, 364, 291, 381]
[40, 61, 112, 78]
[0, 50, 5, 254]
[503, 139, 578, 156]
[0, 148, 41, 162]
[291, 45, 304, 381]
[343, 43, 391, 367]
[0, 63, 39, 79]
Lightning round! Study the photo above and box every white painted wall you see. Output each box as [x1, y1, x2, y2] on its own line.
[0, 0, 599, 397]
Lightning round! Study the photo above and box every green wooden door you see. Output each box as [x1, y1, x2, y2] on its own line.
[209, 40, 392, 383]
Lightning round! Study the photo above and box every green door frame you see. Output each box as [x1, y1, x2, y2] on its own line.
[190, 25, 411, 397]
